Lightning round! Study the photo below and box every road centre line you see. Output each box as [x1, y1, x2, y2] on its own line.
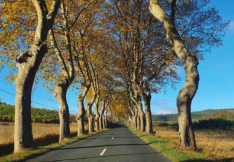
[100, 148, 107, 156]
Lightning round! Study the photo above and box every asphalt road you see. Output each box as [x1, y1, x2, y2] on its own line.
[26, 126, 171, 162]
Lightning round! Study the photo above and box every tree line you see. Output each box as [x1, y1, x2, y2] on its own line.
[0, 0, 228, 153]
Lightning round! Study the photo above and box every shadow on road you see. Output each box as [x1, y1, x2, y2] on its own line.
[39, 152, 160, 162]
[87, 136, 139, 140]
[57, 143, 149, 150]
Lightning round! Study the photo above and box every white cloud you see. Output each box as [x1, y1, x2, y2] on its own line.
[228, 21, 234, 33]
[153, 107, 177, 115]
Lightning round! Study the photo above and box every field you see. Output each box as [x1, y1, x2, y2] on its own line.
[0, 122, 86, 158]
[0, 122, 78, 146]
[153, 122, 234, 161]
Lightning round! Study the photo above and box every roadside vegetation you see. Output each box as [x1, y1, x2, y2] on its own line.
[130, 126, 234, 162]
[142, 110, 234, 161]
[0, 128, 103, 162]
[0, 122, 105, 161]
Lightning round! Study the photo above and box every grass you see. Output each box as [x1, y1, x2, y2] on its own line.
[154, 122, 234, 161]
[0, 122, 104, 162]
[0, 122, 78, 145]
[129, 125, 234, 162]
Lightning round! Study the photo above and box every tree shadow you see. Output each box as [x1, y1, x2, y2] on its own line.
[30, 152, 160, 162]
[0, 132, 79, 158]
[57, 143, 149, 151]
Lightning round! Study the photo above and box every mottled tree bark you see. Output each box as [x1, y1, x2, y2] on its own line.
[54, 85, 70, 142]
[77, 86, 90, 136]
[50, 11, 74, 142]
[143, 94, 153, 134]
[14, 0, 61, 153]
[137, 99, 145, 132]
[149, 0, 199, 150]
[86, 94, 96, 133]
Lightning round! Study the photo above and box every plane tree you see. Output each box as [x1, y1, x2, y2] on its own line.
[0, 0, 61, 152]
[149, 0, 229, 149]
[33, 0, 98, 140]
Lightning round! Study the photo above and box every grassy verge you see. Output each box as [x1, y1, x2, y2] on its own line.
[129, 127, 233, 162]
[0, 130, 104, 162]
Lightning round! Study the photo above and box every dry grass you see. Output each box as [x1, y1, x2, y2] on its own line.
[153, 123, 234, 161]
[0, 122, 79, 146]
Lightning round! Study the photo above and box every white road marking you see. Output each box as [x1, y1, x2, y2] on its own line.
[100, 148, 107, 156]
[112, 137, 114, 139]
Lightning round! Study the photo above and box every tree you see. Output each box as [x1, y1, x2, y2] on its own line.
[7, 0, 61, 152]
[47, 0, 76, 142]
[149, 0, 229, 149]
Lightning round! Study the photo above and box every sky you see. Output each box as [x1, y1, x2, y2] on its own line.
[0, 0, 234, 115]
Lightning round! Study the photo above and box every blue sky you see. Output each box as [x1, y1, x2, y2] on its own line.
[0, 0, 234, 115]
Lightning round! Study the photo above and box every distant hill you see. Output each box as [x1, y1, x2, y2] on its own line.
[0, 102, 59, 123]
[152, 109, 234, 122]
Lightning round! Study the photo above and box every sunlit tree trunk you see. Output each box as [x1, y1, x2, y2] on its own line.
[77, 85, 90, 136]
[143, 94, 153, 134]
[14, 0, 61, 153]
[54, 85, 70, 142]
[149, 0, 199, 150]
[86, 94, 96, 133]
[102, 110, 106, 129]
[49, 8, 75, 141]
[143, 85, 153, 134]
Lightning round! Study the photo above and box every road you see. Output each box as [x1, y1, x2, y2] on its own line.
[26, 126, 171, 162]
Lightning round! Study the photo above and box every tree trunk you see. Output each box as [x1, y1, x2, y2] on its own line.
[149, 0, 199, 150]
[104, 111, 108, 128]
[13, 0, 61, 153]
[14, 44, 47, 152]
[136, 113, 140, 130]
[86, 93, 96, 134]
[177, 56, 198, 149]
[95, 114, 100, 131]
[143, 94, 153, 134]
[54, 85, 70, 142]
[132, 113, 137, 129]
[87, 103, 94, 133]
[99, 112, 103, 130]
[77, 85, 90, 136]
[102, 111, 106, 129]
[137, 100, 145, 132]
[77, 96, 85, 136]
[94, 96, 100, 131]
[139, 110, 145, 132]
